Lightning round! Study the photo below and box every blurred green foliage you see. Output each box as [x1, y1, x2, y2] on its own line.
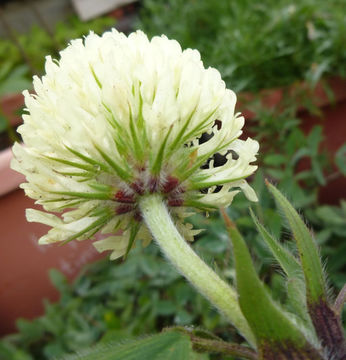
[138, 0, 346, 92]
[1, 1, 345, 359]
[0, 15, 115, 80]
[1, 173, 345, 359]
[0, 15, 114, 146]
[0, 241, 234, 359]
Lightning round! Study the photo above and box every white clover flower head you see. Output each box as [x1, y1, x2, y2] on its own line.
[12, 29, 259, 260]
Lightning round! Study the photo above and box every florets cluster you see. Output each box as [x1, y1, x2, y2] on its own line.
[12, 30, 259, 259]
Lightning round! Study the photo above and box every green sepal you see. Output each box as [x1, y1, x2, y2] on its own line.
[44, 155, 96, 172]
[184, 199, 219, 212]
[93, 142, 132, 181]
[128, 106, 145, 162]
[266, 182, 326, 303]
[167, 107, 197, 155]
[179, 108, 217, 147]
[102, 103, 131, 156]
[52, 191, 111, 201]
[150, 125, 173, 174]
[61, 211, 113, 245]
[123, 221, 141, 260]
[221, 209, 310, 348]
[65, 145, 109, 172]
[179, 136, 235, 184]
[88, 182, 112, 193]
[90, 65, 102, 89]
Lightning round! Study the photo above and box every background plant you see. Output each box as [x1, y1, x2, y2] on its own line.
[0, 0, 345, 358]
[1, 181, 344, 359]
[138, 0, 346, 92]
[0, 15, 114, 148]
[0, 15, 115, 79]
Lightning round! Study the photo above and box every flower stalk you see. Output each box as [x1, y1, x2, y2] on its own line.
[139, 194, 255, 347]
[164, 326, 258, 359]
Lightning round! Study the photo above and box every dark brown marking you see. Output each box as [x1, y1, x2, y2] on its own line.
[114, 190, 135, 203]
[130, 180, 145, 195]
[168, 198, 184, 207]
[116, 204, 133, 215]
[162, 176, 180, 193]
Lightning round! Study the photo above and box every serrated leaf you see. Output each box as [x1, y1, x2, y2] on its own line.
[266, 182, 326, 303]
[64, 331, 194, 360]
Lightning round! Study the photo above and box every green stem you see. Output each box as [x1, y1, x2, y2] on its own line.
[191, 337, 258, 359]
[165, 327, 258, 359]
[139, 194, 256, 347]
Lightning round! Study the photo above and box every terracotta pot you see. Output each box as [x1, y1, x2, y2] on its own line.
[0, 94, 104, 335]
[237, 77, 346, 204]
[299, 95, 346, 204]
[1, 77, 344, 334]
[0, 147, 25, 196]
[0, 148, 103, 336]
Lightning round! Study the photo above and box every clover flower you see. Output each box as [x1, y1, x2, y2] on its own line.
[12, 29, 259, 260]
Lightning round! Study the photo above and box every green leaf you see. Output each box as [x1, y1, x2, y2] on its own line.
[263, 154, 286, 166]
[286, 277, 313, 329]
[0, 113, 8, 133]
[221, 210, 308, 347]
[311, 158, 326, 186]
[335, 144, 346, 176]
[0, 65, 31, 96]
[156, 300, 176, 316]
[265, 168, 284, 180]
[49, 269, 69, 294]
[16, 319, 45, 344]
[0, 341, 33, 360]
[315, 206, 346, 226]
[307, 126, 322, 157]
[250, 208, 301, 278]
[266, 182, 326, 303]
[64, 331, 195, 360]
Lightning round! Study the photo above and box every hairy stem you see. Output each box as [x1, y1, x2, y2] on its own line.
[191, 336, 258, 359]
[139, 194, 255, 347]
[308, 299, 345, 359]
